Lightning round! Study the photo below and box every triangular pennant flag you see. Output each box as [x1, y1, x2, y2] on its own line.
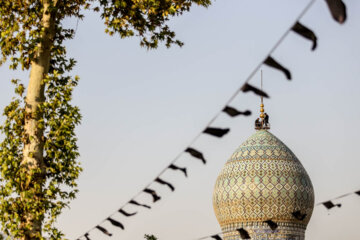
[96, 225, 112, 236]
[185, 147, 206, 164]
[355, 190, 360, 196]
[168, 164, 187, 177]
[129, 200, 151, 209]
[155, 177, 175, 191]
[322, 200, 341, 209]
[237, 228, 250, 239]
[107, 217, 125, 230]
[223, 106, 252, 117]
[325, 0, 347, 24]
[241, 83, 269, 98]
[264, 219, 278, 231]
[203, 127, 230, 138]
[211, 235, 222, 240]
[118, 209, 137, 217]
[292, 22, 317, 51]
[143, 188, 161, 202]
[292, 210, 307, 221]
[84, 233, 91, 240]
[264, 56, 292, 80]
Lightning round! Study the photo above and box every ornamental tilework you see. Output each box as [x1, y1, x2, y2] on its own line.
[213, 130, 314, 240]
[222, 222, 306, 240]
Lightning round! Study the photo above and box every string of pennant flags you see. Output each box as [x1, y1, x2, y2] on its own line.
[87, 189, 360, 240]
[195, 190, 360, 240]
[76, 0, 348, 239]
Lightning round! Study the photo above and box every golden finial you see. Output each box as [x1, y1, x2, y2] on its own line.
[255, 70, 270, 130]
[260, 70, 265, 119]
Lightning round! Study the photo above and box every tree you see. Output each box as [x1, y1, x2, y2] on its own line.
[0, 0, 211, 239]
[144, 234, 158, 240]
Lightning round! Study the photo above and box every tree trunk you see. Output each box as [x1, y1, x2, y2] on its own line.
[21, 1, 55, 239]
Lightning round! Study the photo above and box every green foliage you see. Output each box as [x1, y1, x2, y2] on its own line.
[0, 70, 82, 239]
[0, 0, 211, 239]
[95, 0, 211, 48]
[145, 234, 158, 240]
[0, 1, 83, 237]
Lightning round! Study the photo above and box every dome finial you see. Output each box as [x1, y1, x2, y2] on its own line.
[255, 70, 270, 130]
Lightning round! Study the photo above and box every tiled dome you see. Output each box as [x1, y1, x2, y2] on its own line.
[213, 130, 314, 240]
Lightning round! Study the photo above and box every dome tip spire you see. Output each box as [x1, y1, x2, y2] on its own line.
[255, 70, 270, 130]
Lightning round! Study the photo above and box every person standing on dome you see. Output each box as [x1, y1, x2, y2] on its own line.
[264, 113, 269, 127]
[255, 118, 261, 129]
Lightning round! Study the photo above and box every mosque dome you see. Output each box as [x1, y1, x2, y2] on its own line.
[212, 129, 314, 239]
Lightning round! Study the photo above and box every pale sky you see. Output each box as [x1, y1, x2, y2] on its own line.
[0, 0, 360, 239]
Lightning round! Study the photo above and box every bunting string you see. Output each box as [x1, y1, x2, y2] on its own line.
[75, 0, 349, 239]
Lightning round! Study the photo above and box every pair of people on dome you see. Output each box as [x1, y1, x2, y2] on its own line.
[255, 113, 269, 128]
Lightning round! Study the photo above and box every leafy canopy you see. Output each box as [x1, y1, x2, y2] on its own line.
[145, 234, 158, 240]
